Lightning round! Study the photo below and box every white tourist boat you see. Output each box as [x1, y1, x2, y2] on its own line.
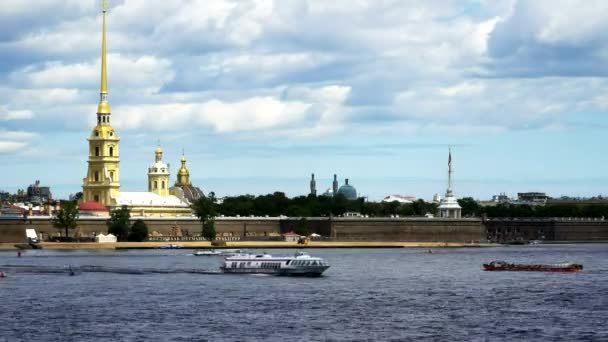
[193, 249, 246, 257]
[193, 249, 221, 256]
[220, 251, 330, 276]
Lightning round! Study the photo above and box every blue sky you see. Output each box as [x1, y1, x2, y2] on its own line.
[1, 0, 607, 201]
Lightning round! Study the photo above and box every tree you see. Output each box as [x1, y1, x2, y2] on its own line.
[193, 195, 218, 241]
[202, 220, 216, 241]
[458, 197, 481, 217]
[107, 205, 131, 241]
[52, 200, 79, 238]
[128, 219, 149, 242]
[294, 217, 311, 236]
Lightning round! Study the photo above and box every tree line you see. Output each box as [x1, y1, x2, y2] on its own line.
[211, 192, 439, 218]
[458, 197, 608, 218]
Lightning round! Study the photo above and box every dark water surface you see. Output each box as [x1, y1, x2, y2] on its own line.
[1, 245, 607, 341]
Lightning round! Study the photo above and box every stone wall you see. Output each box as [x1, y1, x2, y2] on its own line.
[2, 216, 607, 243]
[484, 218, 608, 242]
[0, 217, 281, 242]
[330, 218, 485, 242]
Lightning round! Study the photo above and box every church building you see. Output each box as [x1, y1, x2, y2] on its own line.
[81, 3, 201, 217]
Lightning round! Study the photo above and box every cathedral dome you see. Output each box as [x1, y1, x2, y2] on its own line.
[337, 179, 357, 200]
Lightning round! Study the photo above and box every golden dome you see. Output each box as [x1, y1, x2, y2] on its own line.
[90, 124, 117, 139]
[97, 101, 111, 114]
[155, 146, 163, 154]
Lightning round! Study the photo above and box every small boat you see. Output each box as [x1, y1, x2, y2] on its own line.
[483, 260, 583, 272]
[193, 249, 221, 256]
[220, 251, 329, 276]
[158, 244, 183, 249]
[219, 249, 247, 257]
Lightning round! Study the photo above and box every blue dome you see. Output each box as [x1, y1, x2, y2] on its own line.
[337, 179, 357, 200]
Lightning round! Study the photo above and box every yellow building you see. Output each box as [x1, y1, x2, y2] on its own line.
[80, 3, 194, 217]
[170, 153, 205, 204]
[148, 147, 170, 196]
[82, 1, 120, 206]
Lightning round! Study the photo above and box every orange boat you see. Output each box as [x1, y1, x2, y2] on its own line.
[483, 261, 583, 272]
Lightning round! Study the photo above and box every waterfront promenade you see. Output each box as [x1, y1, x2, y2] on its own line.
[0, 241, 489, 250]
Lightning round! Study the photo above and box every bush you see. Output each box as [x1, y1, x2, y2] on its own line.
[128, 219, 149, 242]
[202, 220, 216, 241]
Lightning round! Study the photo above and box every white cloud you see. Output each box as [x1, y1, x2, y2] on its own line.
[0, 130, 38, 154]
[0, 107, 34, 121]
[112, 85, 350, 135]
[0, 141, 27, 153]
[15, 54, 174, 92]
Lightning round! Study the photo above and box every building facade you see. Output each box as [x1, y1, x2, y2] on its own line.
[82, 2, 120, 206]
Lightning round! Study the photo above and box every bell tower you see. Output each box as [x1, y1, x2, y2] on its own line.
[82, 0, 120, 205]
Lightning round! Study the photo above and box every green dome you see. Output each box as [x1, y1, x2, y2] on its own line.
[337, 179, 357, 200]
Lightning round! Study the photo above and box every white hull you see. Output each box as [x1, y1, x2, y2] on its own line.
[220, 251, 329, 276]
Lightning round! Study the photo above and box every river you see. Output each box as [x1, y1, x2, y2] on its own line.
[0, 244, 606, 341]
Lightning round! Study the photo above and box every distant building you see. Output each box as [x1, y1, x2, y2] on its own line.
[437, 149, 462, 219]
[26, 180, 52, 203]
[492, 193, 511, 203]
[432, 193, 442, 204]
[309, 173, 317, 196]
[321, 174, 359, 200]
[517, 192, 549, 205]
[337, 179, 358, 200]
[382, 195, 416, 203]
[169, 153, 204, 204]
[332, 174, 339, 194]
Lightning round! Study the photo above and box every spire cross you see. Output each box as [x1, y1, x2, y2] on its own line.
[102, 0, 108, 12]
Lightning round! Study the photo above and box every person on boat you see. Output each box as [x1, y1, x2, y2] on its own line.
[0, 271, 6, 278]
[17, 251, 22, 257]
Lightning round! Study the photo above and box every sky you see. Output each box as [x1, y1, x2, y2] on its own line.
[1, 0, 608, 201]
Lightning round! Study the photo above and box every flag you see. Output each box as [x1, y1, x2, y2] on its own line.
[448, 149, 452, 169]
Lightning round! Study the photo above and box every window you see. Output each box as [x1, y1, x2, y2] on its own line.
[95, 130, 99, 137]
[109, 147, 114, 157]
[94, 171, 99, 182]
[95, 147, 100, 157]
[109, 131, 113, 137]
[109, 171, 114, 182]
[154, 181, 158, 189]
[161, 181, 165, 189]
[94, 195, 99, 202]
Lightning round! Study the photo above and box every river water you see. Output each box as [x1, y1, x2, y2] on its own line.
[0, 245, 606, 341]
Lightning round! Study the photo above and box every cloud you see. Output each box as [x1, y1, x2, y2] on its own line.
[0, 107, 33, 121]
[12, 54, 174, 91]
[112, 84, 351, 136]
[486, 0, 608, 77]
[0, 130, 38, 154]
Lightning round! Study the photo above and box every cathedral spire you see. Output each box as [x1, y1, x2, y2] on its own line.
[97, 0, 111, 115]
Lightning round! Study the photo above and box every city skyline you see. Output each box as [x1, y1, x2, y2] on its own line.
[1, 0, 607, 200]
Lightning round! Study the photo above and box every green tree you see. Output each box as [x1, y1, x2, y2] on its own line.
[202, 220, 216, 241]
[128, 219, 149, 242]
[458, 197, 481, 217]
[107, 205, 131, 241]
[52, 200, 79, 238]
[193, 195, 218, 240]
[294, 217, 311, 236]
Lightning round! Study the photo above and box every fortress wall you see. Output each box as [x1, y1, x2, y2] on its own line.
[0, 217, 282, 242]
[554, 221, 608, 241]
[330, 218, 485, 243]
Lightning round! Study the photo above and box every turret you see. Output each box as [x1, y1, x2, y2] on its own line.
[332, 174, 338, 194]
[148, 145, 170, 196]
[176, 153, 191, 186]
[310, 173, 317, 196]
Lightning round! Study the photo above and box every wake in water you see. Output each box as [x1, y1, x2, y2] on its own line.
[0, 264, 222, 275]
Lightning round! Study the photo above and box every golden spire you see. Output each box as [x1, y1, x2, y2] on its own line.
[97, 0, 111, 114]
